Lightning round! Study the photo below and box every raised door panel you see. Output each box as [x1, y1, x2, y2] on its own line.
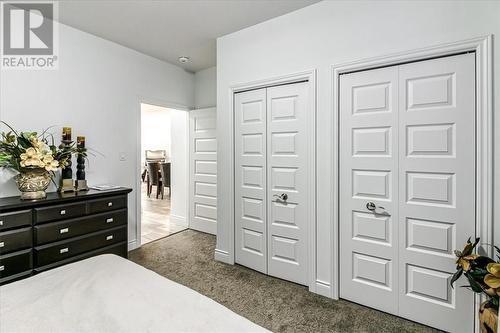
[234, 89, 267, 273]
[266, 82, 311, 285]
[398, 53, 475, 332]
[339, 66, 399, 314]
[189, 108, 217, 235]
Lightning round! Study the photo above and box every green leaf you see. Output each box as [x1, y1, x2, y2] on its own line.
[450, 268, 463, 288]
[468, 268, 489, 278]
[475, 256, 495, 266]
[494, 245, 500, 257]
[490, 297, 499, 309]
[464, 272, 485, 293]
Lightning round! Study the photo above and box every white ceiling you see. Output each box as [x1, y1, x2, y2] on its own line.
[58, 0, 320, 72]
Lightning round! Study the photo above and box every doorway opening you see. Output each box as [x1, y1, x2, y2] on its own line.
[140, 103, 188, 245]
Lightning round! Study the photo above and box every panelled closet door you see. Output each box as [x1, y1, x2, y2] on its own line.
[397, 53, 475, 332]
[234, 89, 268, 273]
[339, 66, 399, 314]
[267, 82, 310, 285]
[234, 82, 312, 285]
[340, 53, 475, 332]
[189, 108, 217, 235]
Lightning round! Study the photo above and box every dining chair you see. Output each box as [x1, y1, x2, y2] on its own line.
[160, 162, 171, 199]
[145, 150, 166, 162]
[142, 150, 167, 182]
[146, 162, 161, 198]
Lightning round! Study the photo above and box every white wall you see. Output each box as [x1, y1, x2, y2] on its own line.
[216, 0, 500, 297]
[194, 66, 217, 108]
[0, 22, 195, 249]
[169, 109, 189, 227]
[141, 103, 171, 165]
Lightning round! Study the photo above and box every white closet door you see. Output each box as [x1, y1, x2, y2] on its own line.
[339, 66, 399, 313]
[234, 89, 268, 273]
[267, 82, 311, 285]
[397, 53, 475, 332]
[189, 108, 217, 235]
[340, 53, 475, 332]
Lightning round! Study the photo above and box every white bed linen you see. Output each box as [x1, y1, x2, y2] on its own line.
[0, 254, 268, 333]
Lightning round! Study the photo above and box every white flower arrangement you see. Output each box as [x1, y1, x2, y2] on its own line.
[19, 143, 60, 172]
[0, 122, 83, 175]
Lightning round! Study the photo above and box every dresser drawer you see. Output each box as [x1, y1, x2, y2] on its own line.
[0, 249, 32, 279]
[0, 210, 32, 231]
[0, 270, 32, 285]
[35, 241, 128, 273]
[35, 202, 86, 224]
[0, 227, 32, 254]
[88, 195, 127, 214]
[35, 226, 127, 266]
[35, 209, 127, 245]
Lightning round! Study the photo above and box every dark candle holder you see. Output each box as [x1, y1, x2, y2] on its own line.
[75, 155, 88, 192]
[59, 139, 75, 193]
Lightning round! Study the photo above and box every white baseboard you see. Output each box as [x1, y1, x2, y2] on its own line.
[170, 214, 188, 227]
[214, 248, 233, 264]
[128, 240, 138, 251]
[314, 280, 333, 298]
[190, 219, 217, 235]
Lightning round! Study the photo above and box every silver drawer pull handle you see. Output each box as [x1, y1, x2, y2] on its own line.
[0, 241, 4, 248]
[0, 265, 4, 271]
[106, 235, 113, 241]
[60, 210, 66, 215]
[0, 220, 3, 226]
[106, 218, 114, 223]
[107, 202, 113, 207]
[60, 247, 69, 254]
[60, 228, 69, 234]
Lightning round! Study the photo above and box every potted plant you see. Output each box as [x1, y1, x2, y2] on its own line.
[0, 122, 82, 200]
[452, 237, 499, 333]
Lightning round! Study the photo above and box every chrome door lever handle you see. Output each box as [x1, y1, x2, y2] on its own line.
[366, 202, 386, 213]
[366, 202, 376, 211]
[273, 193, 288, 201]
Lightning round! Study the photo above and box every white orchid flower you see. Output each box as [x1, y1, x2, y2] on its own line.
[42, 155, 54, 164]
[25, 147, 37, 157]
[45, 160, 59, 172]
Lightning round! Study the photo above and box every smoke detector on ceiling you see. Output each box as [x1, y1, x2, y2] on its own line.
[178, 56, 190, 64]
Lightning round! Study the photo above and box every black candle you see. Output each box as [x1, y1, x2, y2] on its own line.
[77, 136, 85, 149]
[62, 127, 72, 141]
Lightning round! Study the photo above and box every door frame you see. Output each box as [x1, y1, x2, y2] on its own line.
[135, 97, 191, 250]
[332, 36, 493, 329]
[222, 69, 318, 292]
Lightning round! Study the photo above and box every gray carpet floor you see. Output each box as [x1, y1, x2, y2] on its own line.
[129, 230, 440, 333]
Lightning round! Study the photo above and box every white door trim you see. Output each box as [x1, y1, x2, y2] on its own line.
[217, 69, 318, 293]
[331, 36, 493, 328]
[134, 97, 191, 251]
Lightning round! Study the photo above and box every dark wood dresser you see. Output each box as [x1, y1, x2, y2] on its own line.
[0, 188, 132, 285]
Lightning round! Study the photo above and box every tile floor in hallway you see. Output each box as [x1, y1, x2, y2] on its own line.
[141, 182, 186, 245]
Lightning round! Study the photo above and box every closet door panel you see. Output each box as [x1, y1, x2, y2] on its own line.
[339, 66, 399, 314]
[234, 89, 268, 273]
[266, 82, 311, 285]
[397, 53, 475, 333]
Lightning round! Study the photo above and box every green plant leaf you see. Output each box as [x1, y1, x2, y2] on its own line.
[450, 268, 463, 288]
[465, 272, 485, 293]
[475, 256, 496, 268]
[468, 268, 489, 278]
